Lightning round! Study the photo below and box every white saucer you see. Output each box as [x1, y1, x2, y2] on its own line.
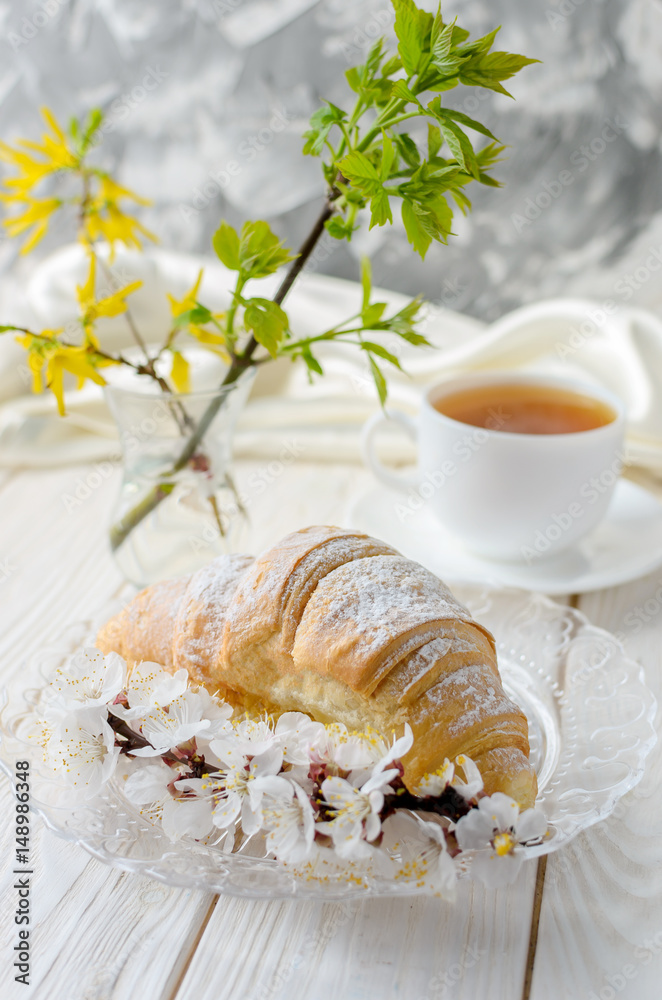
[348, 478, 662, 595]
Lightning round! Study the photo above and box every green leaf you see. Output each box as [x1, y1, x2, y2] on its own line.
[427, 123, 442, 159]
[387, 295, 427, 337]
[402, 199, 432, 258]
[380, 131, 395, 181]
[393, 0, 425, 76]
[427, 194, 454, 238]
[238, 220, 296, 279]
[449, 187, 472, 214]
[324, 215, 356, 240]
[401, 160, 461, 202]
[478, 141, 506, 169]
[0, 325, 18, 333]
[368, 354, 387, 406]
[451, 25, 470, 45]
[459, 51, 540, 98]
[362, 302, 388, 328]
[366, 78, 399, 108]
[430, 16, 465, 77]
[458, 27, 501, 57]
[174, 305, 213, 329]
[397, 329, 430, 346]
[390, 79, 420, 106]
[381, 55, 402, 78]
[425, 77, 460, 94]
[395, 133, 421, 168]
[302, 101, 347, 156]
[361, 341, 401, 369]
[86, 108, 103, 132]
[484, 50, 541, 76]
[365, 38, 385, 77]
[82, 108, 103, 144]
[436, 118, 479, 178]
[345, 67, 361, 93]
[243, 297, 289, 358]
[212, 221, 241, 270]
[369, 188, 393, 229]
[435, 107, 498, 142]
[401, 195, 453, 258]
[361, 256, 372, 315]
[338, 150, 382, 195]
[301, 345, 323, 377]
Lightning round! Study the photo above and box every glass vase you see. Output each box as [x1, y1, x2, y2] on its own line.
[104, 371, 254, 587]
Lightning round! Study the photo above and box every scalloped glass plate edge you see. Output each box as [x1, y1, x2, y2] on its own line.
[0, 584, 657, 899]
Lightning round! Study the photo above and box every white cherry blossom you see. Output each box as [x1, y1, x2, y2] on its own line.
[274, 712, 326, 765]
[382, 811, 457, 900]
[44, 715, 119, 797]
[210, 716, 278, 766]
[262, 779, 316, 863]
[415, 759, 456, 797]
[346, 724, 414, 790]
[109, 661, 189, 721]
[414, 754, 483, 800]
[193, 688, 234, 739]
[124, 762, 214, 840]
[451, 755, 484, 801]
[44, 648, 127, 719]
[455, 792, 547, 887]
[309, 722, 414, 782]
[316, 767, 398, 860]
[130, 689, 212, 756]
[206, 745, 287, 835]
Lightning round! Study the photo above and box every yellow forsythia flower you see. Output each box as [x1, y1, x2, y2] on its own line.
[1, 106, 155, 256]
[76, 255, 143, 330]
[0, 108, 77, 252]
[168, 268, 204, 318]
[168, 269, 229, 361]
[83, 175, 156, 254]
[170, 350, 191, 393]
[46, 346, 109, 416]
[1, 197, 62, 254]
[14, 327, 117, 414]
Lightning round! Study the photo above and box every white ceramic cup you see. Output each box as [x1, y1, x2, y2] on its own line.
[361, 373, 626, 562]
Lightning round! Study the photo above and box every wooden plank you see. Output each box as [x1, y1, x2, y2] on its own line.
[173, 872, 538, 1000]
[0, 777, 215, 1000]
[530, 573, 662, 999]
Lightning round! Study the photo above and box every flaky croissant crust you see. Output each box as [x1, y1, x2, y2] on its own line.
[97, 526, 537, 807]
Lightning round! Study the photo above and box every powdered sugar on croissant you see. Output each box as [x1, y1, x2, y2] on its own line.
[96, 525, 537, 807]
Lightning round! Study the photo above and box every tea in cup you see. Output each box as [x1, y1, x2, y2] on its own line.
[361, 374, 626, 562]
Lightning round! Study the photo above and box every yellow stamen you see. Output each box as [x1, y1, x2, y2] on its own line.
[493, 831, 515, 857]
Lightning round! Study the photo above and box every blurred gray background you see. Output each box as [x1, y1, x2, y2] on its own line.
[1, 0, 662, 321]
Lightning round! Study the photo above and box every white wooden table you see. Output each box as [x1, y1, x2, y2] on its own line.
[1, 459, 661, 1000]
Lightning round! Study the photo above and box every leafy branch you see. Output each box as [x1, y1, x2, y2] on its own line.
[301, 3, 537, 257]
[0, 0, 538, 554]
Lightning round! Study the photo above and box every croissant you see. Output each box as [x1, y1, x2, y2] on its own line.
[97, 525, 537, 808]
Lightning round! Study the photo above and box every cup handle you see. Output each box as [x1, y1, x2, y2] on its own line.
[361, 408, 419, 494]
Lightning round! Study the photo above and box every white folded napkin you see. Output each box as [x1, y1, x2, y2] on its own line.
[1, 243, 661, 470]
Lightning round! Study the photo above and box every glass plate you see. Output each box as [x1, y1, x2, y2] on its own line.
[0, 585, 657, 900]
